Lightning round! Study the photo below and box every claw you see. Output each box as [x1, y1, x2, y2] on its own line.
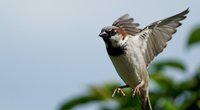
[132, 80, 144, 97]
[112, 85, 129, 97]
[133, 85, 141, 96]
[112, 87, 126, 97]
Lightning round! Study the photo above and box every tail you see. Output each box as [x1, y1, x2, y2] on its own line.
[140, 96, 152, 110]
[137, 71, 152, 110]
[138, 90, 152, 110]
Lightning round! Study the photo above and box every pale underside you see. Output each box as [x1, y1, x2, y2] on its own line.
[109, 35, 148, 88]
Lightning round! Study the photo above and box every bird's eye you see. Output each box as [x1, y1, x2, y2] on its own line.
[109, 30, 117, 36]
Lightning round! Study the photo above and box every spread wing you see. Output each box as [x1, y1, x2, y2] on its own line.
[138, 8, 189, 66]
[112, 14, 141, 36]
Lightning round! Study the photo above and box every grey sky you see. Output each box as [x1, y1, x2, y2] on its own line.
[0, 0, 200, 110]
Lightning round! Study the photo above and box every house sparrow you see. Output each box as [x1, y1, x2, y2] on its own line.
[99, 8, 189, 110]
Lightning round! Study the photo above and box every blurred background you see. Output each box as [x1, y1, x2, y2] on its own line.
[0, 0, 200, 110]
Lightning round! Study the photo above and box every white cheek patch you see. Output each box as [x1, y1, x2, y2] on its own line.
[110, 34, 122, 47]
[109, 34, 129, 48]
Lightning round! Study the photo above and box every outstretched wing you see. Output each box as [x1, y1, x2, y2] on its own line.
[113, 14, 141, 36]
[138, 8, 189, 66]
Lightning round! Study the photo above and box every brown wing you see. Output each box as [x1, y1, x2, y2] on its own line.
[112, 14, 141, 36]
[138, 8, 189, 66]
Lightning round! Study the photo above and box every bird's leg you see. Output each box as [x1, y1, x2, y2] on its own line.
[132, 80, 144, 97]
[112, 85, 129, 97]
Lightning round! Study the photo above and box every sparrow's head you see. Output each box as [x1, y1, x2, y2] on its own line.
[99, 26, 127, 48]
[99, 14, 140, 48]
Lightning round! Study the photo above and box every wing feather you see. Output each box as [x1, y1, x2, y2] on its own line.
[113, 14, 141, 36]
[138, 8, 189, 66]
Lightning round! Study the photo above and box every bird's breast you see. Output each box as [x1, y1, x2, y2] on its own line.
[109, 50, 144, 88]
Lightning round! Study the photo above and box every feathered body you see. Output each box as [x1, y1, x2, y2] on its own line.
[109, 35, 147, 88]
[99, 9, 189, 110]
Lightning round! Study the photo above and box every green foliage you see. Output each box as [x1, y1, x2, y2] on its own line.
[152, 60, 186, 72]
[59, 26, 200, 110]
[187, 26, 200, 48]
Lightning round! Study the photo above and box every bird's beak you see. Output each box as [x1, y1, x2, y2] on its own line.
[99, 31, 108, 38]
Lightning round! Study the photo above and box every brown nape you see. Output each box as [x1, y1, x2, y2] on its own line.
[116, 28, 127, 40]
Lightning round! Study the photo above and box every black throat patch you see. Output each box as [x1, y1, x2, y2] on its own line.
[102, 37, 126, 57]
[106, 46, 126, 57]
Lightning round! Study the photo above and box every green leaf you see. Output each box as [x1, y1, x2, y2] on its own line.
[153, 60, 186, 72]
[187, 26, 200, 48]
[162, 99, 178, 110]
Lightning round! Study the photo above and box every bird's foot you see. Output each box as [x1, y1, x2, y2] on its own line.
[112, 85, 129, 97]
[132, 80, 144, 96]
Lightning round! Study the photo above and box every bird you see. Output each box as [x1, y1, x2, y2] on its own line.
[99, 8, 189, 110]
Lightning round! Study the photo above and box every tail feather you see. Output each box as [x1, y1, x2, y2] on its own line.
[138, 90, 152, 110]
[141, 96, 152, 110]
